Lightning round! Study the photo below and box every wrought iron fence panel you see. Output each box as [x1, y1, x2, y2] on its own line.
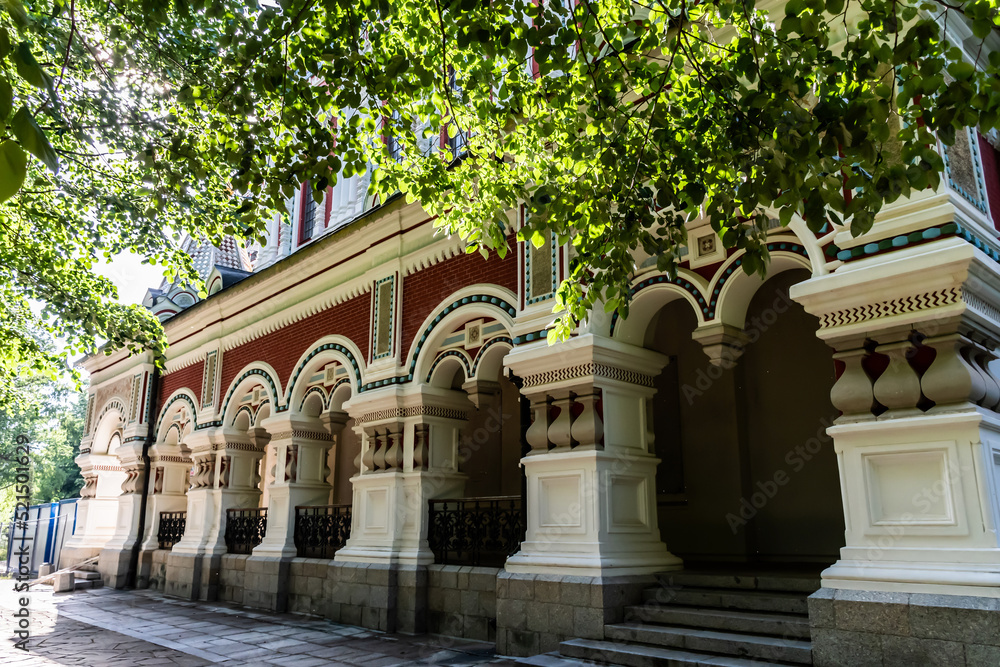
[294, 504, 352, 559]
[428, 496, 524, 567]
[224, 508, 267, 555]
[157, 511, 187, 550]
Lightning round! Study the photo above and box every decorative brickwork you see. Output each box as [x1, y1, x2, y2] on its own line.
[218, 292, 370, 408]
[400, 241, 517, 358]
[159, 359, 203, 412]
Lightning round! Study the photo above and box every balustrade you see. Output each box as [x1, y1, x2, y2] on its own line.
[293, 504, 352, 559]
[224, 507, 267, 555]
[157, 511, 186, 550]
[427, 496, 524, 567]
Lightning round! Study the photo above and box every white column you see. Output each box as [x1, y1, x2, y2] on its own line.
[172, 427, 267, 556]
[335, 386, 469, 565]
[252, 414, 338, 558]
[141, 448, 193, 550]
[793, 236, 1000, 597]
[503, 333, 683, 577]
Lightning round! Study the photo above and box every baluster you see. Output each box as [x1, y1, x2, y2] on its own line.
[548, 392, 574, 451]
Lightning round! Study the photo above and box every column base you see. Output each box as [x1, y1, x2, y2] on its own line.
[496, 570, 654, 656]
[821, 558, 1000, 597]
[98, 547, 134, 589]
[809, 587, 1000, 666]
[243, 555, 292, 612]
[164, 551, 222, 601]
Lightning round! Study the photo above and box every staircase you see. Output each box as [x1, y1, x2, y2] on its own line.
[558, 569, 820, 666]
[71, 569, 103, 590]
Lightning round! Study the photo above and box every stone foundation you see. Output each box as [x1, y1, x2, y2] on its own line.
[243, 555, 290, 612]
[219, 554, 249, 603]
[427, 565, 498, 641]
[324, 562, 395, 632]
[164, 551, 223, 600]
[140, 549, 169, 591]
[808, 588, 1000, 667]
[496, 571, 652, 656]
[98, 547, 132, 589]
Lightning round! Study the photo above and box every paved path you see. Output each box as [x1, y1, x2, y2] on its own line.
[0, 584, 534, 666]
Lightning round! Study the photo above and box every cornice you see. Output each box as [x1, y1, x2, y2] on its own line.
[158, 198, 459, 370]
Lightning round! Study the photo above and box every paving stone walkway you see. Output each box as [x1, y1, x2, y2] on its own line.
[0, 584, 537, 666]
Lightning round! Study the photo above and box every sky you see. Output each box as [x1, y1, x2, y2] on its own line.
[94, 252, 169, 305]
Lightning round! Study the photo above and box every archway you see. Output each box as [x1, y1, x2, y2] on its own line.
[641, 269, 844, 564]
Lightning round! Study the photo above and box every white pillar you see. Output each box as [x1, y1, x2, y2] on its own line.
[792, 236, 1000, 597]
[252, 414, 338, 558]
[335, 386, 469, 565]
[503, 333, 682, 577]
[141, 448, 193, 551]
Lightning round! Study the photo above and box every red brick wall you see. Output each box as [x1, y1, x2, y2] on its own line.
[158, 359, 203, 412]
[218, 292, 371, 402]
[400, 247, 518, 358]
[979, 134, 1000, 232]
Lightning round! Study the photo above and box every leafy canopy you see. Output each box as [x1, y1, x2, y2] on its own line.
[2, 0, 1000, 398]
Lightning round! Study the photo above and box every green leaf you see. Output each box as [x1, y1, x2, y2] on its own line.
[0, 77, 10, 119]
[11, 105, 59, 174]
[13, 41, 52, 90]
[2, 0, 30, 29]
[0, 26, 10, 59]
[0, 140, 26, 202]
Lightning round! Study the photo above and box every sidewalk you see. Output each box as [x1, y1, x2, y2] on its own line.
[0, 584, 530, 666]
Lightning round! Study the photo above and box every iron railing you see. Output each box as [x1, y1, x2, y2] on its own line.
[225, 507, 267, 554]
[157, 511, 186, 550]
[294, 504, 352, 559]
[428, 496, 524, 567]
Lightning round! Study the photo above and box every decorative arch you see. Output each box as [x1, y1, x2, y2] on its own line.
[154, 390, 198, 443]
[426, 349, 473, 386]
[612, 271, 709, 345]
[471, 336, 513, 380]
[219, 363, 282, 427]
[400, 286, 517, 391]
[283, 335, 366, 412]
[298, 385, 329, 414]
[710, 242, 811, 327]
[91, 398, 127, 455]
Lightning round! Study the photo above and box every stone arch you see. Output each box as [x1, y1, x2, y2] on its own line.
[710, 242, 812, 327]
[470, 337, 513, 382]
[154, 391, 198, 445]
[284, 335, 366, 413]
[220, 363, 283, 427]
[405, 286, 517, 386]
[613, 271, 709, 346]
[91, 399, 127, 455]
[427, 351, 472, 389]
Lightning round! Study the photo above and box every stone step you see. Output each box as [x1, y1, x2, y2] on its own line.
[605, 623, 812, 665]
[624, 605, 811, 640]
[517, 651, 608, 666]
[654, 571, 820, 594]
[73, 577, 103, 590]
[73, 570, 101, 581]
[643, 587, 809, 615]
[560, 638, 788, 667]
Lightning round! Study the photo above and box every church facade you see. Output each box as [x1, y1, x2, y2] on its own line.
[61, 115, 1000, 664]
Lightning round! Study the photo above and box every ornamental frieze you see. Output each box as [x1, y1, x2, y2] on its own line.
[267, 429, 334, 442]
[817, 287, 963, 329]
[521, 362, 656, 389]
[357, 404, 469, 425]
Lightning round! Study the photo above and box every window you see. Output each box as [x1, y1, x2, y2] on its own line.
[444, 70, 468, 158]
[299, 182, 317, 244]
[385, 110, 403, 164]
